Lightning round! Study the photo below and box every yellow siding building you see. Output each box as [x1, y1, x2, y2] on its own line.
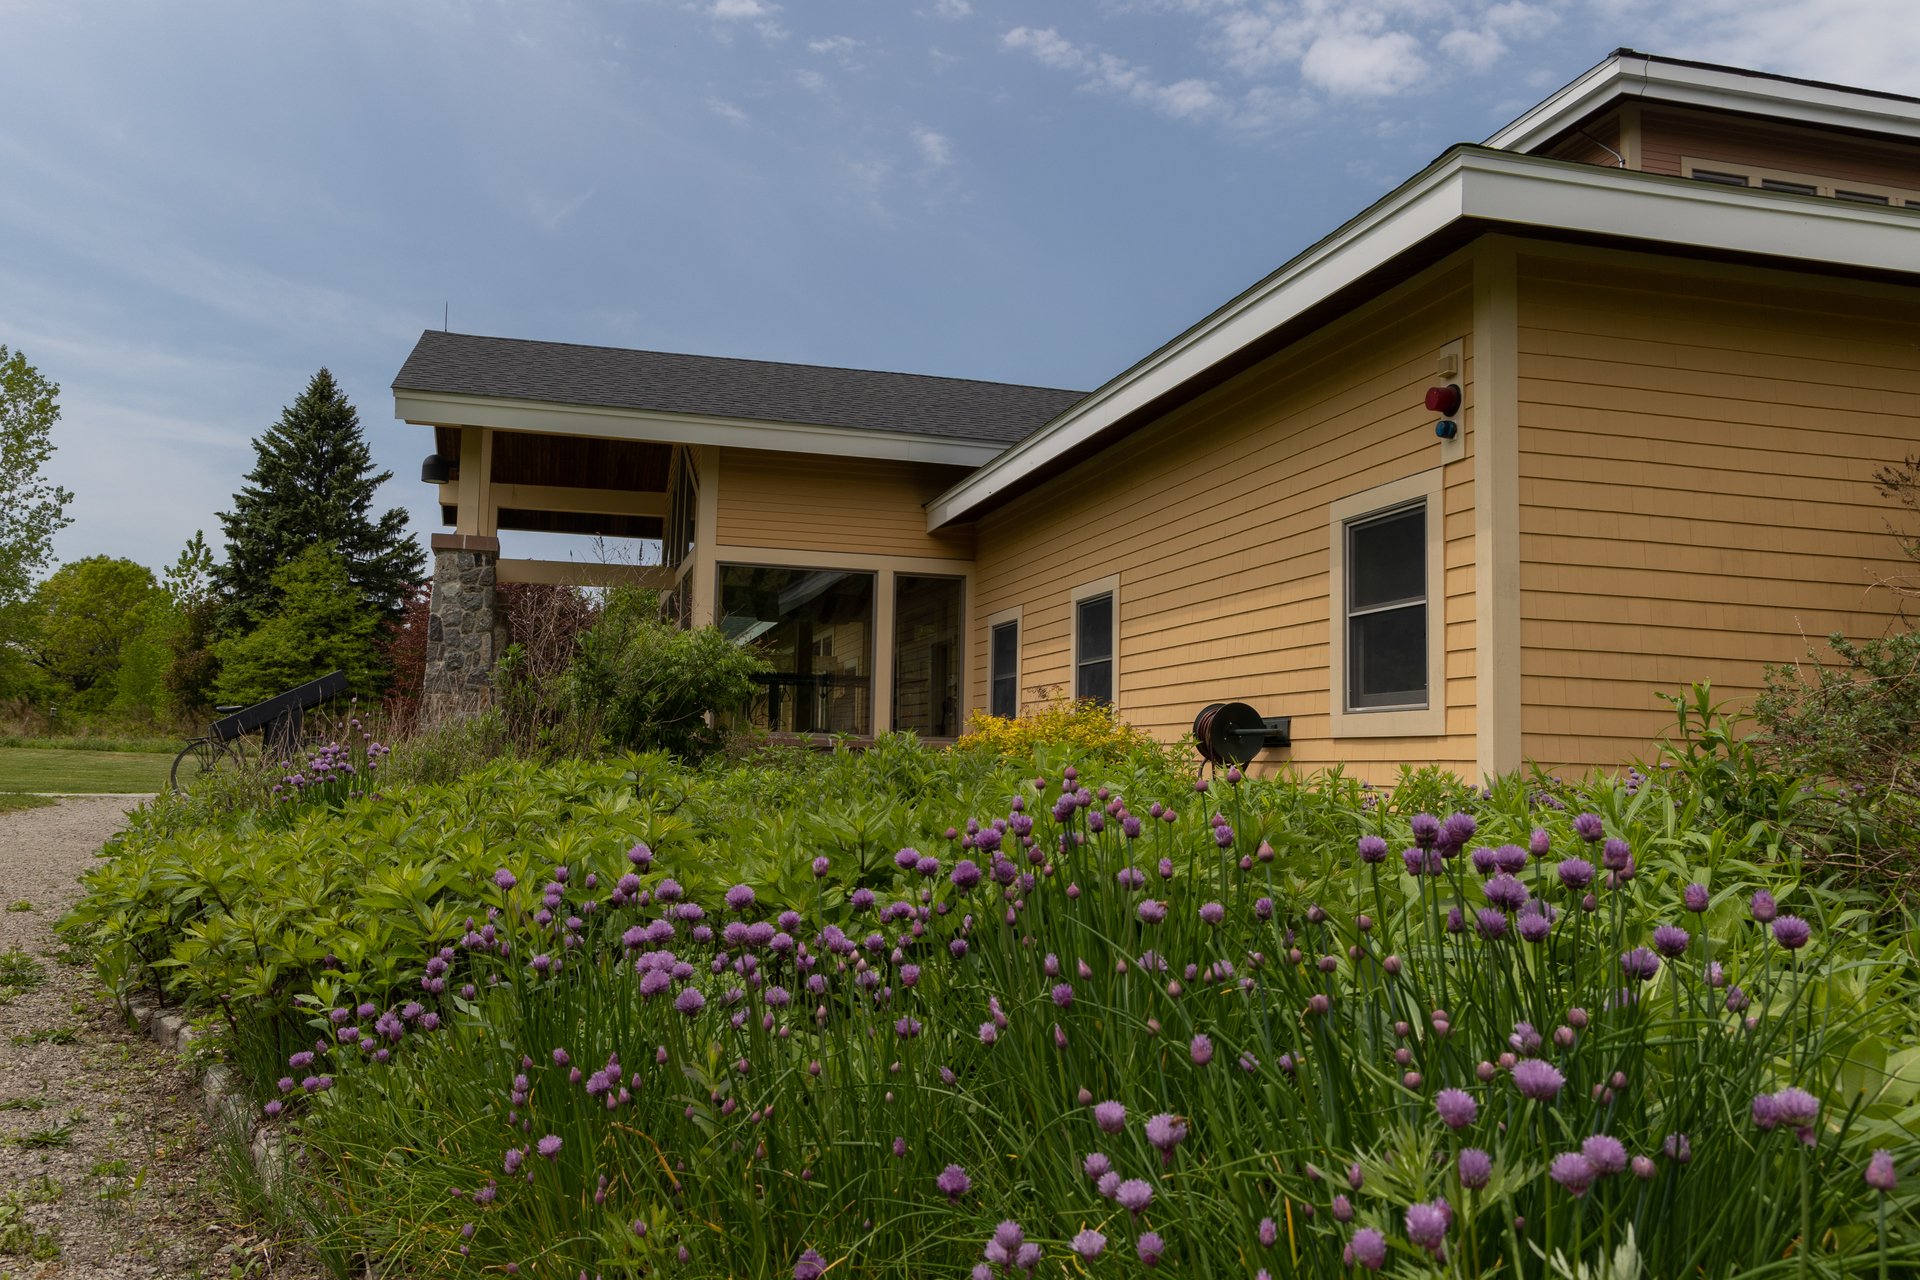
[394, 51, 1920, 782]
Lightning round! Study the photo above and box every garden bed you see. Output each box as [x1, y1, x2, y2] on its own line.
[64, 738, 1920, 1276]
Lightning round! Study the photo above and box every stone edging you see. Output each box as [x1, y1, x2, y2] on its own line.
[125, 997, 287, 1186]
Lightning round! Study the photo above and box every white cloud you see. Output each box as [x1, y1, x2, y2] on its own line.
[708, 98, 750, 125]
[1299, 31, 1425, 95]
[793, 67, 827, 92]
[808, 35, 860, 55]
[1436, 27, 1506, 72]
[1003, 26, 1228, 121]
[933, 0, 973, 17]
[1596, 0, 1920, 94]
[709, 0, 773, 18]
[911, 125, 953, 168]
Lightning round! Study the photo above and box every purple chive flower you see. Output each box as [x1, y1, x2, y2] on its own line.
[1145, 1113, 1188, 1154]
[1866, 1149, 1898, 1192]
[1484, 875, 1528, 912]
[1664, 1133, 1692, 1163]
[1137, 899, 1167, 924]
[536, 1134, 562, 1160]
[1258, 1217, 1278, 1247]
[1072, 1228, 1106, 1260]
[793, 1249, 826, 1280]
[725, 883, 755, 912]
[1094, 1100, 1126, 1133]
[1471, 846, 1498, 875]
[1773, 916, 1812, 950]
[1115, 1179, 1153, 1214]
[1434, 1088, 1478, 1130]
[1199, 901, 1225, 925]
[936, 1164, 971, 1200]
[1683, 883, 1710, 913]
[1550, 1152, 1597, 1196]
[1518, 911, 1552, 943]
[1411, 813, 1441, 848]
[1602, 837, 1632, 871]
[1458, 1148, 1492, 1189]
[1404, 1201, 1449, 1251]
[1573, 813, 1604, 842]
[1051, 983, 1074, 1009]
[1581, 1135, 1627, 1176]
[1357, 835, 1388, 864]
[1495, 843, 1529, 874]
[503, 1148, 524, 1174]
[1136, 1231, 1166, 1268]
[1190, 1034, 1214, 1066]
[1475, 908, 1508, 940]
[984, 1221, 1025, 1268]
[492, 868, 517, 890]
[1750, 889, 1778, 923]
[1557, 858, 1594, 891]
[1348, 1227, 1387, 1271]
[951, 859, 982, 889]
[675, 988, 706, 1016]
[1084, 1152, 1112, 1180]
[1772, 1087, 1820, 1139]
[1620, 948, 1661, 981]
[1652, 924, 1690, 958]
[1512, 1059, 1565, 1101]
[1752, 1093, 1781, 1131]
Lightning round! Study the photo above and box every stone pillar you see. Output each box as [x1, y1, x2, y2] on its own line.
[423, 533, 504, 722]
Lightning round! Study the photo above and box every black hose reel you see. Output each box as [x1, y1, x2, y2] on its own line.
[1192, 702, 1292, 767]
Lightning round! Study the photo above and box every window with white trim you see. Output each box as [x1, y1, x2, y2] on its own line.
[988, 612, 1020, 718]
[1682, 158, 1919, 207]
[1328, 471, 1446, 738]
[1344, 504, 1428, 710]
[1070, 577, 1119, 706]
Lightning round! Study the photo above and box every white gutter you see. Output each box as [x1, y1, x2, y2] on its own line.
[1485, 51, 1920, 154]
[393, 389, 1006, 468]
[926, 147, 1920, 530]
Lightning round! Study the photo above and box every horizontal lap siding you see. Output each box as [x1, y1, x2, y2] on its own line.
[716, 449, 976, 560]
[970, 262, 1478, 782]
[1639, 105, 1920, 189]
[1517, 250, 1920, 773]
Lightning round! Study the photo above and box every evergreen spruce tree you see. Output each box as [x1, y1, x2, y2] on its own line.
[213, 369, 420, 634]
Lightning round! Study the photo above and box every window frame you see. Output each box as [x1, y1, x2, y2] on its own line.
[1069, 575, 1120, 707]
[891, 572, 966, 739]
[1328, 471, 1447, 739]
[985, 604, 1022, 720]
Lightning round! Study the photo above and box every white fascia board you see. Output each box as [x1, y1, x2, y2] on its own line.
[928, 148, 1920, 531]
[1486, 53, 1920, 153]
[922, 158, 1474, 531]
[392, 390, 1004, 469]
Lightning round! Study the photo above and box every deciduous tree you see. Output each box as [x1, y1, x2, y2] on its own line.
[0, 346, 74, 640]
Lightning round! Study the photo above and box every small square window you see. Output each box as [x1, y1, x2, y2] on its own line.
[1759, 178, 1818, 196]
[1835, 189, 1892, 205]
[1689, 169, 1748, 187]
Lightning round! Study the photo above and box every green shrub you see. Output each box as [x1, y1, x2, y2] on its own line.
[213, 544, 384, 705]
[562, 587, 766, 758]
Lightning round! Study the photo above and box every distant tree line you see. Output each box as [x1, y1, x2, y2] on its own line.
[0, 352, 422, 731]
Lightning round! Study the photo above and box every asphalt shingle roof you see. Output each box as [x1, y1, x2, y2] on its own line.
[393, 331, 1085, 447]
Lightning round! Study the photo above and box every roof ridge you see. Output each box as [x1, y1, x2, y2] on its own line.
[412, 330, 1085, 397]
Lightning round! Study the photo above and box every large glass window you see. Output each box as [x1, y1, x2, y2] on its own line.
[1074, 592, 1114, 705]
[1345, 503, 1428, 710]
[989, 617, 1019, 719]
[720, 565, 874, 735]
[893, 575, 963, 739]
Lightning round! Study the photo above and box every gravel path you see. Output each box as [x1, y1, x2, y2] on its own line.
[0, 796, 324, 1279]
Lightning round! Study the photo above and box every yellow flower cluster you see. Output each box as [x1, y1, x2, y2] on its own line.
[955, 697, 1152, 760]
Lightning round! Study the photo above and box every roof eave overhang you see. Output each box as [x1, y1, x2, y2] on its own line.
[392, 389, 1006, 468]
[927, 148, 1920, 531]
[1485, 51, 1920, 154]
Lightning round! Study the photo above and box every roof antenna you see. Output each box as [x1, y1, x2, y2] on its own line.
[444, 302, 449, 331]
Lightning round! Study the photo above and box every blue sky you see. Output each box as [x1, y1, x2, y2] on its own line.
[4, 0, 1915, 574]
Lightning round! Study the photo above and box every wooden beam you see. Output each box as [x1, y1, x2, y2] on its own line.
[437, 482, 668, 519]
[496, 559, 674, 589]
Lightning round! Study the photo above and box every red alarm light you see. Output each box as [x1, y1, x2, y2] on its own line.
[1424, 384, 1462, 416]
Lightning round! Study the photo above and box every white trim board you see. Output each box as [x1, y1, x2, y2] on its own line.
[394, 389, 1006, 469]
[924, 145, 1920, 531]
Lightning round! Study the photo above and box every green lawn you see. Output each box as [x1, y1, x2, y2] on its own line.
[0, 793, 55, 815]
[0, 746, 171, 794]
